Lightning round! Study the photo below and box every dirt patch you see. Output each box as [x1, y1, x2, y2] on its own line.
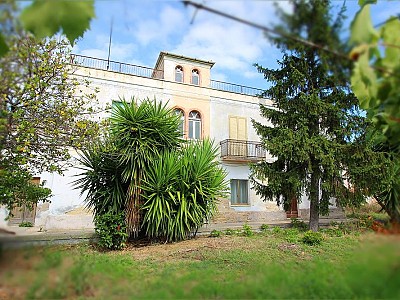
[116, 235, 242, 261]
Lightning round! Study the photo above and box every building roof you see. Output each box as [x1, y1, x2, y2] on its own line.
[154, 51, 215, 70]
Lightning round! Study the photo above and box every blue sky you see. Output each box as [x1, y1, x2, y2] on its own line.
[72, 0, 400, 90]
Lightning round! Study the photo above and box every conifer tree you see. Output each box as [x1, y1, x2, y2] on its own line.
[251, 0, 364, 231]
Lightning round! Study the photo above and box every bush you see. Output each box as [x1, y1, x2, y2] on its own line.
[19, 221, 33, 227]
[242, 223, 254, 236]
[210, 230, 222, 237]
[225, 228, 237, 235]
[290, 218, 308, 231]
[260, 224, 270, 232]
[94, 212, 128, 250]
[301, 230, 323, 246]
[272, 226, 283, 234]
[283, 228, 300, 243]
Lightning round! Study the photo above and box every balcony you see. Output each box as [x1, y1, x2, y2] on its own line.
[220, 139, 266, 162]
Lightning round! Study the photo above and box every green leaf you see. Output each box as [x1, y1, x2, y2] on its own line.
[20, 0, 95, 44]
[381, 18, 400, 69]
[0, 33, 8, 56]
[351, 50, 378, 109]
[350, 5, 379, 45]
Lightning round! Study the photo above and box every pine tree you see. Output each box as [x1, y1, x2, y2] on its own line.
[251, 0, 364, 231]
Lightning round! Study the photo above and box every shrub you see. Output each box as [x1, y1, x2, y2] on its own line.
[283, 228, 300, 243]
[210, 230, 222, 237]
[290, 218, 308, 231]
[272, 226, 283, 234]
[94, 212, 128, 250]
[19, 221, 33, 227]
[225, 228, 236, 235]
[260, 224, 270, 232]
[302, 230, 323, 246]
[242, 223, 254, 237]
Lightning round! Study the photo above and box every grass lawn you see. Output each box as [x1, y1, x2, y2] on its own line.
[1, 230, 399, 299]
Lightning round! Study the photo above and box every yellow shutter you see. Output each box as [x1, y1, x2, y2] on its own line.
[237, 117, 247, 141]
[229, 116, 238, 139]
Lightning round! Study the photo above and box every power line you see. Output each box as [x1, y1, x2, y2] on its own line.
[182, 0, 400, 77]
[182, 0, 350, 61]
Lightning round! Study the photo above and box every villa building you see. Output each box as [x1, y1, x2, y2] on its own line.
[1, 52, 318, 230]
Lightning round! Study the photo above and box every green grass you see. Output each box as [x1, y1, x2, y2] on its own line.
[1, 232, 399, 299]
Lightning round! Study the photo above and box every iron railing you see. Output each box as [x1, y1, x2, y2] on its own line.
[70, 54, 265, 97]
[211, 80, 264, 97]
[220, 139, 266, 160]
[71, 54, 164, 79]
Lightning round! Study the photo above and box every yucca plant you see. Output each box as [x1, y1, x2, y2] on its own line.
[73, 138, 127, 215]
[110, 98, 182, 238]
[141, 139, 228, 242]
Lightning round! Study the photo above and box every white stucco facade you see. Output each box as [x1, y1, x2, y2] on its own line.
[1, 52, 301, 230]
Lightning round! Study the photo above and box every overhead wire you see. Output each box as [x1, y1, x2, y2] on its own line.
[182, 0, 400, 77]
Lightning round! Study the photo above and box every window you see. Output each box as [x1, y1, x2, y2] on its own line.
[174, 108, 185, 137]
[175, 65, 183, 82]
[230, 179, 249, 205]
[188, 110, 201, 140]
[191, 69, 199, 85]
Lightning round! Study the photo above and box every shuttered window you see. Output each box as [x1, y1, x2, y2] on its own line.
[229, 116, 247, 140]
[230, 179, 249, 205]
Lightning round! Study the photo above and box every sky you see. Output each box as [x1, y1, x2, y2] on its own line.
[72, 0, 400, 90]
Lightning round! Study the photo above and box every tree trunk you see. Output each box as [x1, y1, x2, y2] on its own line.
[309, 170, 320, 232]
[126, 173, 142, 239]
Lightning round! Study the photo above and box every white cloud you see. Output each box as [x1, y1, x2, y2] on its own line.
[134, 5, 187, 46]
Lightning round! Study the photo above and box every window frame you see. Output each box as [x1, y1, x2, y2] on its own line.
[191, 69, 200, 85]
[188, 110, 202, 140]
[175, 65, 184, 83]
[230, 179, 249, 206]
[174, 108, 185, 138]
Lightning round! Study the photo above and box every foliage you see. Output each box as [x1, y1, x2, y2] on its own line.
[0, 35, 99, 211]
[345, 131, 400, 223]
[302, 230, 323, 245]
[241, 223, 254, 237]
[0, 161, 51, 212]
[350, 2, 400, 148]
[141, 139, 228, 241]
[0, 36, 100, 174]
[210, 229, 222, 237]
[251, 0, 365, 231]
[94, 212, 128, 250]
[111, 99, 183, 238]
[225, 228, 239, 235]
[75, 98, 228, 242]
[18, 221, 33, 228]
[73, 138, 127, 216]
[260, 224, 270, 232]
[290, 218, 308, 231]
[0, 0, 94, 56]
[283, 228, 300, 243]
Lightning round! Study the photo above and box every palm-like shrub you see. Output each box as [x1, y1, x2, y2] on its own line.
[141, 139, 228, 241]
[73, 138, 127, 215]
[75, 98, 228, 245]
[110, 98, 182, 237]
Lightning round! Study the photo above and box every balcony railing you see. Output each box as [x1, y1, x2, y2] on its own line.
[70, 54, 264, 97]
[220, 139, 266, 161]
[210, 80, 264, 97]
[70, 54, 164, 79]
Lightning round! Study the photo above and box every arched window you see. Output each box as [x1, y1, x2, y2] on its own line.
[174, 108, 185, 137]
[191, 69, 199, 85]
[175, 65, 183, 82]
[188, 111, 201, 140]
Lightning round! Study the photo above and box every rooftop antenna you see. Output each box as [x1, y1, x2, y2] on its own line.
[106, 17, 113, 70]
